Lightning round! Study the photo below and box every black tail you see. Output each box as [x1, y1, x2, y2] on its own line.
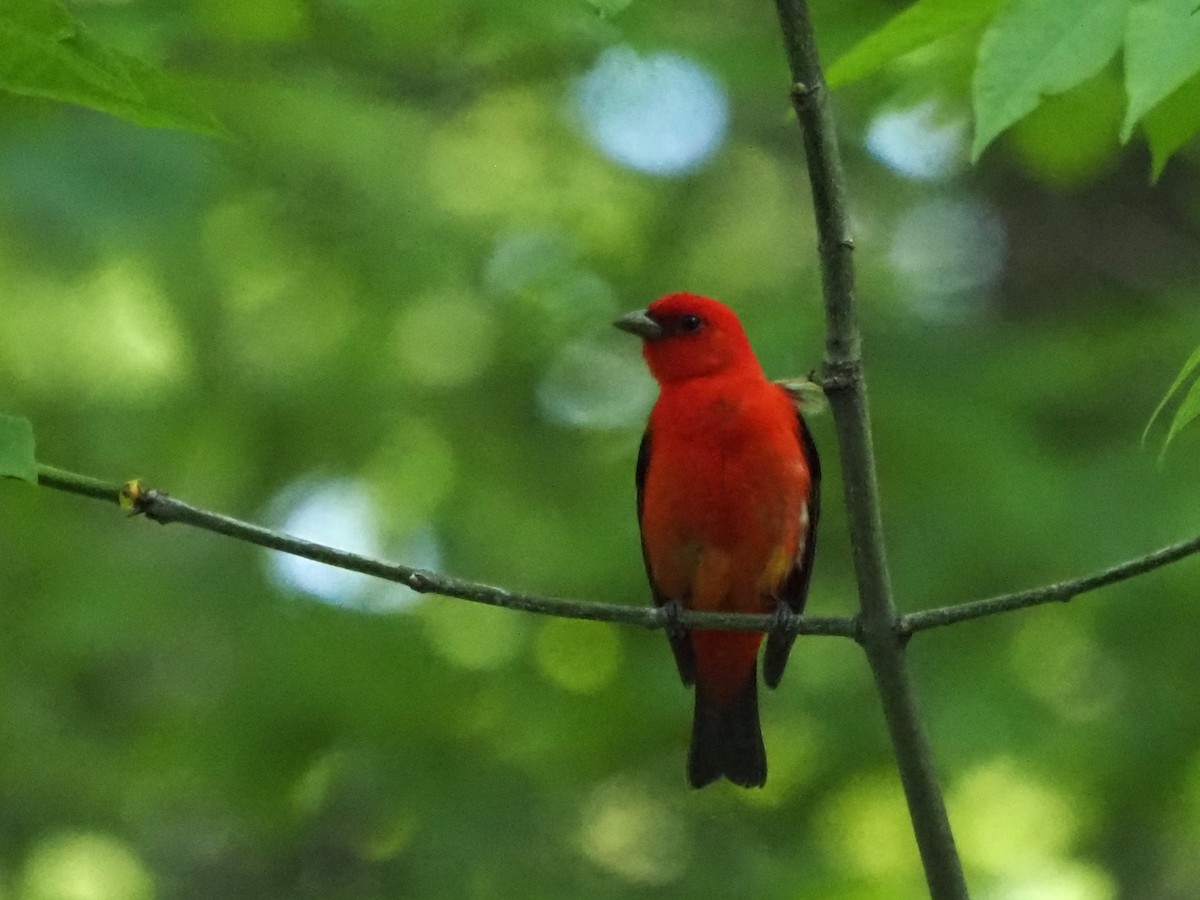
[687, 671, 766, 789]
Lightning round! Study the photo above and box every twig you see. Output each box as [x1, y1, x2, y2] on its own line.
[771, 2, 969, 898]
[37, 461, 1200, 640]
[33, 464, 859, 638]
[901, 532, 1200, 636]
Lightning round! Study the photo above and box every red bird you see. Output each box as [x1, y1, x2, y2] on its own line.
[615, 293, 820, 788]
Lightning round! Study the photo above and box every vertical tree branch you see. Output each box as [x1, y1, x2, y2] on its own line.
[772, 2, 970, 897]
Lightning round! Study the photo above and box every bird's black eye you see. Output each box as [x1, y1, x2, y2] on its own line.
[679, 314, 703, 333]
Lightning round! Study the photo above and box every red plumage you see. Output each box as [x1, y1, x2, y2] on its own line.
[616, 293, 820, 788]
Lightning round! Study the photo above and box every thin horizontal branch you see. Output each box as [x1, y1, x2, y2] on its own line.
[901, 531, 1200, 636]
[33, 464, 859, 638]
[35, 463, 1200, 642]
[37, 464, 122, 502]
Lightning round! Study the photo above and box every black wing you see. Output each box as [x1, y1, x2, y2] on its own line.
[636, 429, 696, 686]
[762, 411, 821, 689]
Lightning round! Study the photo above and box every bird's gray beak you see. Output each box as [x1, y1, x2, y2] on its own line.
[613, 309, 663, 341]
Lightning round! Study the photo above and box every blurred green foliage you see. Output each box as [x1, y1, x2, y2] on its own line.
[3, 0, 1200, 898]
[0, 0, 224, 137]
[0, 416, 36, 482]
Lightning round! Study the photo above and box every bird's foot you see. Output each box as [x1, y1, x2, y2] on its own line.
[763, 602, 798, 690]
[662, 599, 687, 641]
[769, 601, 795, 637]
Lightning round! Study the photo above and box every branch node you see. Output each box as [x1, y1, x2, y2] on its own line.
[141, 490, 176, 525]
[119, 479, 147, 514]
[120, 480, 171, 525]
[769, 603, 799, 637]
[791, 81, 814, 107]
[405, 569, 433, 592]
[821, 359, 861, 394]
[658, 601, 684, 635]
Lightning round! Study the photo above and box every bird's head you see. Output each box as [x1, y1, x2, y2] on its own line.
[614, 293, 760, 384]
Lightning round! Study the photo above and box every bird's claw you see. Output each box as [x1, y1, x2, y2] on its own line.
[662, 599, 687, 640]
[769, 602, 795, 638]
[763, 602, 798, 690]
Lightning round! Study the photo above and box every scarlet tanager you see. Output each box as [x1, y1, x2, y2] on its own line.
[615, 293, 820, 788]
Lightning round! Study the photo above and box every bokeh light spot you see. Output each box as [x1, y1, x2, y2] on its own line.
[357, 420, 456, 532]
[819, 771, 923, 882]
[291, 748, 346, 817]
[270, 479, 383, 605]
[1, 259, 190, 399]
[204, 196, 358, 385]
[486, 231, 621, 358]
[538, 336, 656, 429]
[866, 100, 968, 181]
[578, 777, 691, 885]
[20, 832, 155, 900]
[361, 419, 458, 535]
[426, 89, 558, 224]
[734, 715, 824, 808]
[889, 195, 1006, 317]
[291, 749, 419, 862]
[1165, 751, 1200, 888]
[423, 601, 525, 671]
[984, 861, 1116, 900]
[574, 46, 729, 177]
[536, 618, 622, 694]
[392, 290, 497, 388]
[484, 229, 578, 298]
[679, 147, 808, 295]
[1009, 619, 1122, 721]
[268, 478, 439, 612]
[950, 757, 1081, 874]
[427, 88, 656, 256]
[356, 810, 419, 863]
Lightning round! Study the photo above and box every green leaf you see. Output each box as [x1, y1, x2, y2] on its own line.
[1143, 71, 1200, 179]
[1161, 378, 1200, 461]
[972, 0, 1130, 160]
[1122, 0, 1200, 142]
[827, 0, 1003, 88]
[1143, 343, 1200, 460]
[0, 415, 37, 484]
[0, 0, 227, 138]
